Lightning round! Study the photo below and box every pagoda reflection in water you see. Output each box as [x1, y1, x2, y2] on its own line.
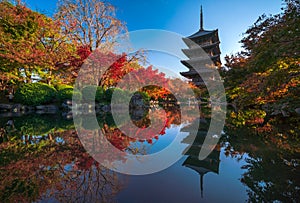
[181, 118, 221, 198]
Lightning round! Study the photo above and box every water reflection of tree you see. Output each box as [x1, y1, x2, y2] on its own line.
[105, 104, 184, 153]
[224, 129, 300, 202]
[0, 130, 125, 202]
[0, 104, 188, 201]
[0, 114, 75, 142]
[44, 162, 125, 202]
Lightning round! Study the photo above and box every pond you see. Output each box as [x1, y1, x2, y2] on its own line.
[0, 105, 299, 202]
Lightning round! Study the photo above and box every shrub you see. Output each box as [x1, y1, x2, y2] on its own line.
[82, 86, 105, 102]
[14, 83, 57, 106]
[105, 88, 131, 103]
[57, 87, 82, 101]
[55, 84, 73, 91]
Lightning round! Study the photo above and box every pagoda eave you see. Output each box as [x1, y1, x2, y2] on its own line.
[180, 71, 196, 79]
[201, 41, 220, 49]
[188, 29, 218, 39]
[181, 55, 220, 68]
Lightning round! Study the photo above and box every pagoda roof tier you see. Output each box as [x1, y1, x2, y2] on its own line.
[180, 69, 214, 78]
[202, 41, 220, 49]
[192, 81, 205, 86]
[184, 164, 213, 175]
[183, 155, 220, 174]
[181, 55, 220, 68]
[182, 37, 202, 49]
[182, 43, 220, 59]
[183, 145, 220, 159]
[181, 61, 219, 71]
[180, 72, 195, 79]
[183, 54, 221, 63]
[181, 77, 221, 87]
[181, 57, 213, 66]
[180, 70, 213, 77]
[182, 48, 203, 59]
[188, 29, 218, 39]
[182, 74, 214, 81]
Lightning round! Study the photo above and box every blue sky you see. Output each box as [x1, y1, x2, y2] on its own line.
[24, 0, 283, 73]
[25, 0, 283, 56]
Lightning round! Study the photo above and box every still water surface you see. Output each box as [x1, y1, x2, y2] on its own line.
[0, 109, 299, 202]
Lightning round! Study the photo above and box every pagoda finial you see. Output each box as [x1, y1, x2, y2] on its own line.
[200, 5, 204, 31]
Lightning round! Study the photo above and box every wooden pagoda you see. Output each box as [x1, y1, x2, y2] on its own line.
[180, 6, 221, 86]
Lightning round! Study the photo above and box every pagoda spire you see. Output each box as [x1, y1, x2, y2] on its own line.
[200, 5, 204, 31]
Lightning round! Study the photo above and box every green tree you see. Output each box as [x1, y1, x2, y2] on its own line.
[223, 0, 300, 136]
